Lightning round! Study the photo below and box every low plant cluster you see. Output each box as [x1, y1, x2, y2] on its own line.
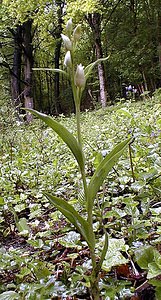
[0, 20, 161, 300]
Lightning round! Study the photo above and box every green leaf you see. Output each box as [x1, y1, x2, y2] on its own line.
[33, 68, 68, 78]
[16, 266, 32, 279]
[135, 245, 154, 269]
[59, 231, 81, 248]
[24, 109, 85, 172]
[116, 108, 132, 118]
[84, 56, 109, 80]
[97, 231, 108, 272]
[147, 262, 161, 279]
[44, 192, 95, 250]
[0, 291, 20, 300]
[16, 217, 30, 235]
[102, 238, 128, 272]
[0, 197, 4, 205]
[87, 137, 132, 211]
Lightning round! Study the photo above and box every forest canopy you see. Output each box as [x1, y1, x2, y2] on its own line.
[0, 0, 161, 115]
[1, 2, 161, 299]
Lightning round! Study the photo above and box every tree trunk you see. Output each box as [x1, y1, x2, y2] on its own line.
[54, 38, 62, 114]
[87, 13, 107, 108]
[11, 25, 22, 108]
[157, 2, 161, 79]
[22, 19, 34, 122]
[50, 0, 64, 114]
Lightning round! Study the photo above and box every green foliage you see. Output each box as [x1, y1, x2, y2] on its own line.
[0, 98, 161, 298]
[25, 109, 85, 172]
[44, 192, 95, 250]
[25, 21, 131, 299]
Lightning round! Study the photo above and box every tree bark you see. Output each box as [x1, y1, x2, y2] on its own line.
[87, 13, 107, 108]
[11, 25, 22, 108]
[50, 0, 64, 114]
[22, 19, 34, 122]
[157, 1, 161, 79]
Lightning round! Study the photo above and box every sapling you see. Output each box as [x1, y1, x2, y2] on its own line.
[26, 20, 132, 299]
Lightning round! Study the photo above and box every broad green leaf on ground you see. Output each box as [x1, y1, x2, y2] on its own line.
[102, 238, 129, 272]
[87, 137, 132, 211]
[135, 245, 155, 269]
[16, 217, 30, 235]
[135, 245, 161, 279]
[24, 109, 85, 172]
[44, 192, 95, 250]
[116, 108, 132, 118]
[147, 262, 161, 279]
[59, 231, 81, 248]
[0, 197, 4, 205]
[0, 291, 20, 300]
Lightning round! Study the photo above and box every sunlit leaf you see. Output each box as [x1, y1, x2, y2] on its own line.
[87, 137, 132, 211]
[16, 217, 30, 235]
[0, 291, 20, 300]
[147, 262, 161, 279]
[16, 267, 31, 279]
[59, 231, 81, 248]
[84, 56, 109, 80]
[0, 197, 4, 205]
[33, 68, 68, 78]
[102, 238, 128, 271]
[24, 109, 85, 172]
[116, 108, 132, 118]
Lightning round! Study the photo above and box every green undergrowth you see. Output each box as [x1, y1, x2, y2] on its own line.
[0, 97, 161, 299]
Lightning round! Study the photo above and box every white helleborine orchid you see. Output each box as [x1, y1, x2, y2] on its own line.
[61, 34, 72, 51]
[66, 18, 73, 35]
[73, 24, 81, 42]
[64, 51, 72, 68]
[74, 64, 86, 88]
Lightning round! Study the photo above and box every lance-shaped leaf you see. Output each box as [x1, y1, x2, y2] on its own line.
[44, 192, 95, 250]
[25, 109, 85, 172]
[33, 68, 69, 78]
[87, 137, 132, 212]
[84, 56, 110, 80]
[95, 231, 108, 275]
[99, 231, 108, 269]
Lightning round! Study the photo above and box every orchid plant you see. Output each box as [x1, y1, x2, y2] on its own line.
[26, 19, 132, 299]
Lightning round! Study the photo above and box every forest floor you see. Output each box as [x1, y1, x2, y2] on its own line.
[0, 96, 161, 299]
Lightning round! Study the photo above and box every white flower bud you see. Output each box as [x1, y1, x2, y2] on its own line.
[64, 51, 72, 67]
[74, 64, 86, 88]
[61, 34, 72, 51]
[66, 18, 73, 35]
[73, 24, 81, 42]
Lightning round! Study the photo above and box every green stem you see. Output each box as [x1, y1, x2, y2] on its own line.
[75, 102, 99, 298]
[75, 101, 88, 205]
[71, 58, 99, 299]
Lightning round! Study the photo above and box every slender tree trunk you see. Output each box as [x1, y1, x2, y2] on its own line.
[50, 0, 64, 114]
[142, 71, 148, 91]
[22, 19, 34, 122]
[87, 13, 107, 108]
[157, 2, 161, 79]
[11, 25, 22, 108]
[54, 37, 62, 114]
